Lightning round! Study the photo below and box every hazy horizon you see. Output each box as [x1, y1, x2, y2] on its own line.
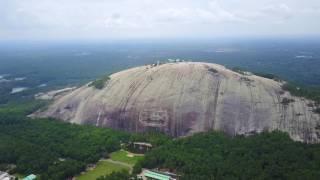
[1, 0, 320, 41]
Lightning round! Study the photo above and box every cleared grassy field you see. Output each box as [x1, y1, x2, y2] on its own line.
[76, 160, 129, 180]
[110, 150, 144, 165]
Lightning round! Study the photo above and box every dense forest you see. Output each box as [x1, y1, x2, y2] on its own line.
[134, 131, 320, 180]
[1, 65, 320, 179]
[97, 170, 131, 180]
[1, 100, 320, 180]
[0, 100, 130, 180]
[0, 99, 172, 180]
[0, 116, 129, 179]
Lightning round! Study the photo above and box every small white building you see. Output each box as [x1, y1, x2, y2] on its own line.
[138, 169, 178, 180]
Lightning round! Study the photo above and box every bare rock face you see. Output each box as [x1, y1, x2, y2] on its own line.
[35, 62, 320, 143]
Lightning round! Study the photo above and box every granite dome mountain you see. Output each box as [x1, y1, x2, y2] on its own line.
[35, 62, 320, 143]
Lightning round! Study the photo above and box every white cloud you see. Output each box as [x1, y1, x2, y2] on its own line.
[155, 2, 246, 25]
[0, 0, 319, 40]
[104, 14, 139, 29]
[232, 3, 293, 24]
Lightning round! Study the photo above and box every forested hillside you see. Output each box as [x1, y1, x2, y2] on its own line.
[135, 131, 320, 180]
[0, 99, 172, 180]
[0, 100, 130, 180]
[1, 100, 320, 180]
[2, 102, 320, 180]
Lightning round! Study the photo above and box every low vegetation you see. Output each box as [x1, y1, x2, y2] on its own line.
[207, 68, 218, 73]
[96, 170, 130, 180]
[232, 67, 280, 81]
[253, 72, 280, 81]
[282, 82, 320, 105]
[231, 67, 320, 108]
[89, 75, 110, 89]
[110, 150, 144, 166]
[134, 131, 320, 180]
[76, 161, 129, 180]
[281, 97, 295, 105]
[231, 67, 247, 75]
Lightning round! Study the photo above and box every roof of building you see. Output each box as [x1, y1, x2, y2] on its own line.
[23, 174, 37, 180]
[144, 170, 170, 180]
[133, 142, 152, 147]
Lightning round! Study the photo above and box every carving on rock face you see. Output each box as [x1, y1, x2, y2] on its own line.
[139, 107, 168, 127]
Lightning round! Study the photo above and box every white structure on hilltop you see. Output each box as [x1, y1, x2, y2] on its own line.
[168, 58, 183, 63]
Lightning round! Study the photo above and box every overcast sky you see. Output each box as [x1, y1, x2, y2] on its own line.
[1, 0, 320, 40]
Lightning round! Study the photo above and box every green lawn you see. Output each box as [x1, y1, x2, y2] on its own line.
[76, 160, 129, 180]
[110, 150, 144, 165]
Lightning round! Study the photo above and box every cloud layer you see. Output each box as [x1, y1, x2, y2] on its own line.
[0, 0, 320, 40]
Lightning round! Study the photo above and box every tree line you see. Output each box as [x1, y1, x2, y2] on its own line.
[2, 99, 320, 180]
[134, 131, 320, 180]
[0, 99, 171, 180]
[0, 103, 129, 179]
